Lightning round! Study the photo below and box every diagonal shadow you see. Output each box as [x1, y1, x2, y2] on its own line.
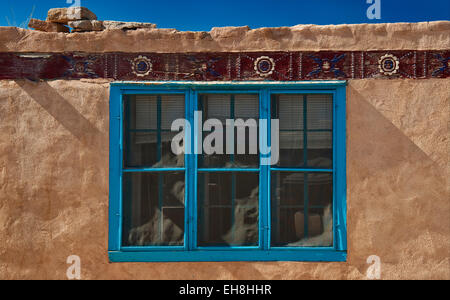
[347, 85, 446, 177]
[16, 80, 103, 148]
[346, 84, 449, 278]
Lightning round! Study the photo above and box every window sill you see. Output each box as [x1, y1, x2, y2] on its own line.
[108, 249, 347, 263]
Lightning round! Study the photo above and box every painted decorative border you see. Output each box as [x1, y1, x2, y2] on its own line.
[0, 51, 448, 81]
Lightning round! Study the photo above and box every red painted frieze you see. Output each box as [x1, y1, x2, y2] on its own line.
[0, 51, 448, 81]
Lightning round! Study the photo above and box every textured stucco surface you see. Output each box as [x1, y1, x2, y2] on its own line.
[0, 78, 448, 280]
[0, 21, 449, 279]
[0, 21, 449, 53]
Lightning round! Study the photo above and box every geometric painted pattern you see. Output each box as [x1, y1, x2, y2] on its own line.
[0, 50, 448, 81]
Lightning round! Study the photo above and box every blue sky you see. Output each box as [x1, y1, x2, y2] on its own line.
[1, 0, 449, 31]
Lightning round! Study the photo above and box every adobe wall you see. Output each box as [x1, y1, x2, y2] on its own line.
[0, 22, 449, 279]
[1, 21, 449, 52]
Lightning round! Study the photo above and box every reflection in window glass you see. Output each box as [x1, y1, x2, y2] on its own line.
[120, 92, 336, 251]
[122, 172, 185, 246]
[198, 172, 259, 247]
[270, 93, 335, 247]
[307, 95, 333, 130]
[272, 94, 333, 168]
[199, 94, 259, 169]
[307, 131, 333, 168]
[124, 95, 185, 168]
[271, 172, 333, 247]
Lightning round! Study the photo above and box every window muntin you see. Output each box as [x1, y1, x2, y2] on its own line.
[109, 83, 347, 262]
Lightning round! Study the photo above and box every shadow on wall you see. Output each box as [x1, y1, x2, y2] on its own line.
[348, 84, 446, 174]
[0, 80, 110, 280]
[15, 80, 103, 149]
[347, 83, 448, 279]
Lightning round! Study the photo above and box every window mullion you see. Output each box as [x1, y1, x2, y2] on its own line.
[335, 87, 347, 251]
[156, 96, 163, 244]
[109, 88, 122, 251]
[230, 95, 236, 243]
[260, 89, 270, 250]
[303, 95, 309, 238]
[187, 89, 197, 251]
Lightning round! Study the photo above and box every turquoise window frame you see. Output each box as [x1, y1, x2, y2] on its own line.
[109, 81, 347, 262]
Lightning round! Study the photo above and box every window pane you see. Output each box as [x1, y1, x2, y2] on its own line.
[272, 94, 333, 168]
[279, 131, 304, 167]
[124, 95, 185, 168]
[198, 172, 259, 247]
[307, 131, 332, 168]
[277, 95, 304, 130]
[132, 95, 157, 129]
[122, 172, 185, 247]
[307, 94, 333, 130]
[199, 94, 259, 168]
[271, 172, 333, 247]
[273, 94, 304, 167]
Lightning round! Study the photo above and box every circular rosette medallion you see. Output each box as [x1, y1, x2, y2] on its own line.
[254, 56, 276, 77]
[74, 62, 87, 74]
[378, 54, 400, 76]
[132, 55, 153, 77]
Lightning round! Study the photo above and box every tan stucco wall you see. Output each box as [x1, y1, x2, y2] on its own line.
[0, 22, 449, 279]
[0, 78, 448, 280]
